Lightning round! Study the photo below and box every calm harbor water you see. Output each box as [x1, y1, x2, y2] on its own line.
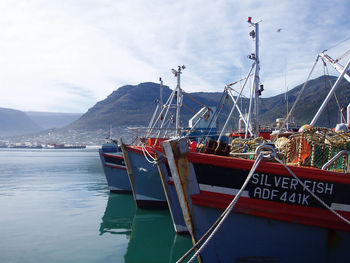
[0, 148, 193, 263]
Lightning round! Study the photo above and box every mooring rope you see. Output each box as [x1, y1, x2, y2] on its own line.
[273, 156, 350, 225]
[177, 150, 266, 263]
[141, 144, 157, 164]
[178, 144, 350, 262]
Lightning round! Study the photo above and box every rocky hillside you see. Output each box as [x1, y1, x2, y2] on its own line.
[67, 76, 350, 131]
[67, 82, 224, 130]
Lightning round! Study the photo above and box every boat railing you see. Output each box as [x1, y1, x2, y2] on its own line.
[322, 150, 350, 172]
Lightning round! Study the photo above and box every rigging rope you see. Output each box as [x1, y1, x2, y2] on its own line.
[177, 152, 265, 263]
[273, 56, 320, 142]
[177, 142, 350, 263]
[325, 64, 345, 123]
[182, 103, 196, 114]
[197, 89, 228, 145]
[324, 36, 350, 54]
[227, 86, 249, 100]
[274, 156, 350, 225]
[183, 90, 210, 109]
[337, 49, 350, 63]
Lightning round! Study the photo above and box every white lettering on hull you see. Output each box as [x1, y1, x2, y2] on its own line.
[253, 187, 310, 205]
[251, 173, 334, 195]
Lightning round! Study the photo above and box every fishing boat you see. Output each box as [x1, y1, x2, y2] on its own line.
[121, 68, 201, 210]
[156, 150, 189, 234]
[99, 138, 131, 193]
[122, 139, 168, 209]
[121, 71, 216, 236]
[162, 18, 350, 263]
[120, 77, 174, 210]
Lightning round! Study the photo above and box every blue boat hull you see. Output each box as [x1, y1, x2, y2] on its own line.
[192, 202, 350, 263]
[157, 154, 189, 234]
[99, 149, 131, 193]
[123, 146, 167, 209]
[162, 138, 350, 263]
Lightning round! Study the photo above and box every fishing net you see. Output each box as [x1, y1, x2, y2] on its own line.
[229, 137, 268, 159]
[275, 128, 350, 172]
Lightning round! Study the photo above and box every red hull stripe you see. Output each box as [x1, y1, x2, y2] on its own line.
[105, 163, 127, 170]
[192, 190, 350, 231]
[126, 145, 163, 156]
[102, 152, 124, 160]
[167, 180, 175, 186]
[188, 152, 350, 184]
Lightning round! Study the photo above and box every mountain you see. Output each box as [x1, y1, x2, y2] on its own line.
[67, 82, 224, 130]
[259, 76, 350, 127]
[26, 111, 82, 129]
[68, 76, 350, 131]
[0, 108, 43, 136]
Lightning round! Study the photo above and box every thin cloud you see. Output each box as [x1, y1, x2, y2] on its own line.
[0, 0, 349, 112]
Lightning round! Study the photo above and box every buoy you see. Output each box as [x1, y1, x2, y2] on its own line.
[335, 123, 347, 132]
[190, 141, 197, 152]
[298, 124, 312, 132]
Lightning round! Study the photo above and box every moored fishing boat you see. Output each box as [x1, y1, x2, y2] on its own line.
[162, 18, 350, 263]
[121, 140, 168, 209]
[163, 129, 350, 262]
[156, 149, 189, 234]
[121, 68, 210, 209]
[121, 77, 175, 210]
[99, 138, 131, 193]
[121, 71, 217, 237]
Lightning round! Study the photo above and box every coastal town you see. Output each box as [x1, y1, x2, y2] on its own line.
[0, 126, 132, 148]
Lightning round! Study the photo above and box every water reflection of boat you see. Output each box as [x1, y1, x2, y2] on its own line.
[124, 209, 192, 263]
[99, 193, 136, 236]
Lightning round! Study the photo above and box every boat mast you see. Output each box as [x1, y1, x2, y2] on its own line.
[217, 18, 260, 141]
[146, 78, 164, 137]
[159, 77, 163, 110]
[246, 17, 261, 138]
[172, 65, 185, 137]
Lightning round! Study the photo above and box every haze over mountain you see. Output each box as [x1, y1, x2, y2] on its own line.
[0, 109, 82, 137]
[0, 108, 43, 136]
[26, 111, 82, 130]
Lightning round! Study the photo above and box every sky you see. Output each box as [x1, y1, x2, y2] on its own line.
[0, 0, 349, 113]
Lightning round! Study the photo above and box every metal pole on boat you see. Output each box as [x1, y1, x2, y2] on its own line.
[173, 65, 185, 137]
[310, 57, 350, 126]
[159, 77, 163, 108]
[146, 78, 164, 137]
[253, 21, 260, 137]
[246, 17, 260, 138]
[156, 88, 176, 138]
[217, 62, 255, 141]
[319, 52, 350, 83]
[227, 90, 253, 136]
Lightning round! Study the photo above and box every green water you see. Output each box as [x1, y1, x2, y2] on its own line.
[0, 148, 192, 263]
